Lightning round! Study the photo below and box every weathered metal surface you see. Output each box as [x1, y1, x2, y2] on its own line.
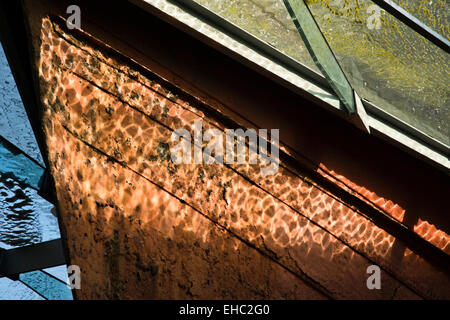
[35, 17, 449, 299]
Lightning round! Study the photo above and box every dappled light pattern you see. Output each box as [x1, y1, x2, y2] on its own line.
[38, 17, 449, 299]
[414, 219, 450, 254]
[318, 164, 450, 255]
[318, 164, 404, 222]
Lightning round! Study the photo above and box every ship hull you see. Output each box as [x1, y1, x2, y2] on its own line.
[3, 0, 447, 299]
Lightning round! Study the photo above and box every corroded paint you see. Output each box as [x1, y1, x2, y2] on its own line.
[37, 17, 449, 299]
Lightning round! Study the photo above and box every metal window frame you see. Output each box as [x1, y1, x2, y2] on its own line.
[0, 239, 66, 278]
[129, 0, 449, 172]
[0, 239, 72, 300]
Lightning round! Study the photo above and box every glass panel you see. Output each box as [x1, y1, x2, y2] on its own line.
[192, 0, 321, 73]
[0, 43, 44, 166]
[20, 270, 73, 300]
[0, 135, 45, 190]
[43, 265, 70, 283]
[392, 0, 449, 40]
[0, 173, 45, 248]
[1, 34, 65, 301]
[283, 0, 355, 112]
[0, 277, 44, 300]
[306, 0, 450, 145]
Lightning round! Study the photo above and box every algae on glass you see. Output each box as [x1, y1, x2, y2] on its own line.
[194, 0, 449, 146]
[193, 0, 321, 73]
[392, 0, 449, 40]
[305, 0, 449, 145]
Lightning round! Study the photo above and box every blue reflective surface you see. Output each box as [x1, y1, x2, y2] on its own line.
[0, 42, 71, 300]
[0, 136, 45, 191]
[20, 270, 73, 300]
[0, 44, 43, 165]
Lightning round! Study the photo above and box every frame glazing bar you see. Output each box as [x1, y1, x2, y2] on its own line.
[283, 0, 356, 113]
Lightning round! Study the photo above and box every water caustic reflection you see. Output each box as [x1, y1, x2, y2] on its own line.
[318, 164, 450, 254]
[39, 18, 449, 298]
[0, 175, 41, 248]
[45, 126, 328, 299]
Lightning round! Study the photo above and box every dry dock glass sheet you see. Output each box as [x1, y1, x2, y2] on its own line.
[193, 0, 321, 73]
[305, 0, 450, 145]
[392, 0, 449, 40]
[193, 0, 448, 145]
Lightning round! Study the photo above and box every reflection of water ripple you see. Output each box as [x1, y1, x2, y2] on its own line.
[0, 174, 57, 249]
[0, 174, 40, 248]
[0, 165, 62, 301]
[0, 39, 63, 300]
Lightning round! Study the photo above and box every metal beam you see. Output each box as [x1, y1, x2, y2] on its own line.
[0, 239, 66, 278]
[371, 0, 450, 54]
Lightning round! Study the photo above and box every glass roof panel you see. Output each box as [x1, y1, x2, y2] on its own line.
[0, 43, 44, 166]
[192, 0, 321, 73]
[392, 0, 449, 40]
[0, 277, 44, 299]
[305, 0, 449, 145]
